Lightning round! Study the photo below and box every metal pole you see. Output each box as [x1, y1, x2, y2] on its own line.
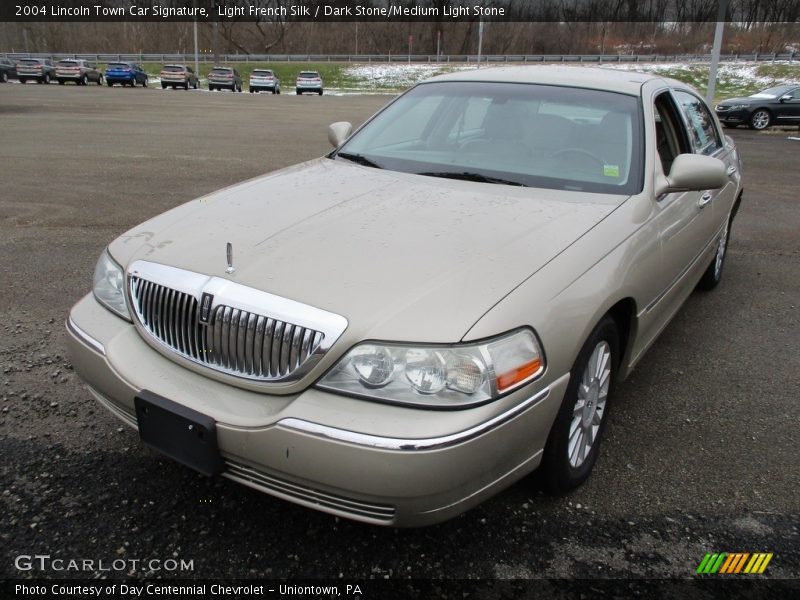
[193, 2, 199, 75]
[355, 23, 358, 57]
[707, 0, 729, 104]
[477, 19, 484, 66]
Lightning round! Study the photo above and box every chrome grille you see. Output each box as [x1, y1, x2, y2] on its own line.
[130, 276, 324, 381]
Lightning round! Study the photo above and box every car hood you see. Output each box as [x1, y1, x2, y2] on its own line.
[111, 158, 626, 342]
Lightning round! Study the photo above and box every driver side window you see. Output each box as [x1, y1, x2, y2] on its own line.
[654, 92, 691, 175]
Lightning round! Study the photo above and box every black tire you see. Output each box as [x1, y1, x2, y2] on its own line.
[541, 316, 620, 494]
[296, 89, 301, 95]
[697, 212, 733, 291]
[80, 75, 88, 86]
[97, 75, 103, 85]
[107, 80, 113, 87]
[0, 71, 7, 83]
[161, 83, 167, 89]
[209, 85, 215, 91]
[748, 109, 771, 130]
[276, 88, 281, 95]
[58, 80, 65, 85]
[249, 88, 254, 93]
[318, 89, 323, 96]
[184, 81, 190, 90]
[142, 78, 147, 88]
[43, 73, 50, 84]
[19, 78, 26, 84]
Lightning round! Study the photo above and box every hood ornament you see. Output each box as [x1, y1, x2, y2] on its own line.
[225, 242, 235, 274]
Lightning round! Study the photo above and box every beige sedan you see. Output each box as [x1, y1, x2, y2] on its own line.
[67, 66, 743, 526]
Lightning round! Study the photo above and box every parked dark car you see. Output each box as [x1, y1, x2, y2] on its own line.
[295, 70, 324, 95]
[249, 69, 281, 94]
[159, 64, 199, 90]
[105, 63, 148, 87]
[715, 84, 800, 130]
[208, 66, 242, 92]
[56, 59, 103, 85]
[0, 57, 16, 82]
[16, 58, 55, 84]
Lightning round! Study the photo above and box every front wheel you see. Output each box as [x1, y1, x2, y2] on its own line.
[97, 75, 103, 85]
[80, 75, 88, 86]
[541, 316, 619, 494]
[142, 78, 147, 88]
[43, 74, 50, 84]
[0, 72, 7, 83]
[749, 109, 771, 130]
[19, 78, 26, 84]
[318, 90, 323, 96]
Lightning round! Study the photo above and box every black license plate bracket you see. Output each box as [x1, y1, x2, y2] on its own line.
[134, 390, 222, 476]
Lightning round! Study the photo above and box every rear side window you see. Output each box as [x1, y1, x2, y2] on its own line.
[674, 90, 722, 156]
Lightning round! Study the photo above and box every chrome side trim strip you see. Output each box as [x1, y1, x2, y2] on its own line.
[279, 386, 551, 451]
[66, 317, 106, 356]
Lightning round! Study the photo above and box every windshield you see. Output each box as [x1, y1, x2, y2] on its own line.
[337, 81, 643, 194]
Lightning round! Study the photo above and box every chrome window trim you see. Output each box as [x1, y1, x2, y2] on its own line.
[278, 386, 550, 451]
[67, 316, 105, 356]
[125, 260, 348, 385]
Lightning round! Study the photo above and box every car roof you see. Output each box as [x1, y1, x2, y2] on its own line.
[426, 65, 673, 96]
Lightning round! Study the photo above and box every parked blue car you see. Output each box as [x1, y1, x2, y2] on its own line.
[105, 62, 148, 87]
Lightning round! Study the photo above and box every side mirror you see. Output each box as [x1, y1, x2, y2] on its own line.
[779, 94, 792, 103]
[328, 121, 352, 148]
[656, 153, 727, 195]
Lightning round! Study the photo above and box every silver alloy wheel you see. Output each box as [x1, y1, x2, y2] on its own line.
[714, 219, 730, 280]
[568, 340, 611, 468]
[751, 110, 770, 130]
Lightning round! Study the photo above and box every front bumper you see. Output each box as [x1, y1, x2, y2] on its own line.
[67, 293, 566, 526]
[715, 108, 750, 124]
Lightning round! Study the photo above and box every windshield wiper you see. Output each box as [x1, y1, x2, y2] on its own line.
[418, 171, 527, 187]
[336, 152, 383, 169]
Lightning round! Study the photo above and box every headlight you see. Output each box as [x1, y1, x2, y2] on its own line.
[729, 104, 748, 110]
[317, 329, 544, 408]
[93, 249, 130, 320]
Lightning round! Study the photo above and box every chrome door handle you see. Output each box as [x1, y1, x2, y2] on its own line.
[698, 192, 713, 208]
[726, 165, 737, 176]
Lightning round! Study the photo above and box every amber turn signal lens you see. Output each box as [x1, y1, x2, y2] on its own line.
[496, 358, 542, 392]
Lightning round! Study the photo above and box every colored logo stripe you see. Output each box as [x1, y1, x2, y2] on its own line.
[697, 552, 773, 574]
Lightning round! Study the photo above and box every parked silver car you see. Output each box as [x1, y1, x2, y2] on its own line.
[159, 64, 199, 90]
[16, 58, 55, 84]
[208, 66, 242, 92]
[55, 59, 103, 85]
[68, 66, 742, 526]
[249, 69, 280, 94]
[295, 70, 323, 95]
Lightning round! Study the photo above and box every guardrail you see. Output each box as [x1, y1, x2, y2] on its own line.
[1, 52, 798, 63]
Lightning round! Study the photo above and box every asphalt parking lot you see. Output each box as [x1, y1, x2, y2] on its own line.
[1, 84, 798, 583]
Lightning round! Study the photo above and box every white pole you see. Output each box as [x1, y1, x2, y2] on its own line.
[477, 19, 484, 66]
[193, 19, 199, 75]
[707, 0, 729, 104]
